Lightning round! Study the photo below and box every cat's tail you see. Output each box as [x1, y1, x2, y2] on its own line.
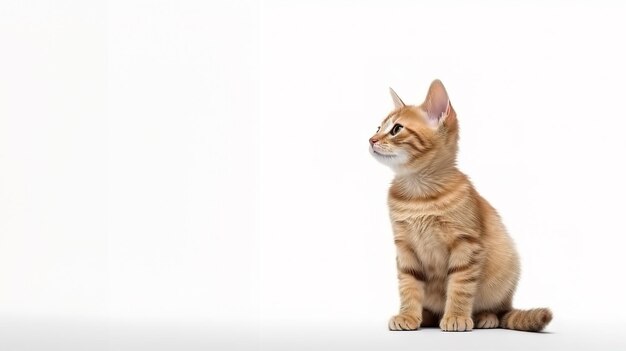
[499, 308, 552, 332]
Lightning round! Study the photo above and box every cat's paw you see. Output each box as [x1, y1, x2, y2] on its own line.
[474, 312, 499, 329]
[388, 314, 421, 331]
[440, 315, 474, 332]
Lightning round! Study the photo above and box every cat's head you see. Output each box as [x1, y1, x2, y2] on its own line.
[369, 79, 460, 174]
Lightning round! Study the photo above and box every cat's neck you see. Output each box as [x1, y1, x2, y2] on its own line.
[392, 165, 465, 199]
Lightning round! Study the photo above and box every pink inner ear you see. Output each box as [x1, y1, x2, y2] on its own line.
[427, 97, 449, 122]
[423, 80, 450, 123]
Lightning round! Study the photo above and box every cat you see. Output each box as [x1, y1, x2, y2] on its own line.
[369, 80, 552, 332]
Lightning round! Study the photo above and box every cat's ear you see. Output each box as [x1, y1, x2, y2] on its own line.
[389, 87, 406, 109]
[422, 79, 451, 127]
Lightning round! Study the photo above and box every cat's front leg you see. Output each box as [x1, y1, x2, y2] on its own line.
[389, 238, 426, 331]
[440, 234, 484, 332]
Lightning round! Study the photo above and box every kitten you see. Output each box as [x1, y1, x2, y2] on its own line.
[369, 80, 552, 332]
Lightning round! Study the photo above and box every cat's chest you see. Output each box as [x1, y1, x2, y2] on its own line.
[402, 216, 451, 278]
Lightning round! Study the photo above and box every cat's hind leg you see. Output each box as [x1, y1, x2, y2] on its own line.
[473, 312, 499, 329]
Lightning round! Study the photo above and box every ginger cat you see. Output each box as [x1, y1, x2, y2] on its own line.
[369, 80, 552, 332]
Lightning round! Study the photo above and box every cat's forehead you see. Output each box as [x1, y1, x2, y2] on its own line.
[381, 107, 429, 130]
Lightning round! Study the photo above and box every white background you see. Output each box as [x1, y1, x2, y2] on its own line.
[1, 1, 625, 350]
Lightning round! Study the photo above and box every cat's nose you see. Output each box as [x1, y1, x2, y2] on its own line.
[369, 137, 379, 146]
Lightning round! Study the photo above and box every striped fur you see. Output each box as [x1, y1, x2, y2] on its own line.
[500, 308, 553, 332]
[371, 80, 552, 332]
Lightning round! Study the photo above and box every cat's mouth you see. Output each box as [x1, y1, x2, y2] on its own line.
[370, 148, 396, 158]
[370, 147, 407, 169]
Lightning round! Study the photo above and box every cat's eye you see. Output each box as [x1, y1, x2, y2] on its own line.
[390, 124, 403, 136]
[377, 126, 380, 132]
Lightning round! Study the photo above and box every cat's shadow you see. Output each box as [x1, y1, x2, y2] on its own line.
[412, 327, 554, 334]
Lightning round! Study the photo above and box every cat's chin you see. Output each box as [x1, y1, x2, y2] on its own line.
[370, 147, 407, 170]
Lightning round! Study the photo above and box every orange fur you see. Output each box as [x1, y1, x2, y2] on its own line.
[371, 80, 552, 332]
